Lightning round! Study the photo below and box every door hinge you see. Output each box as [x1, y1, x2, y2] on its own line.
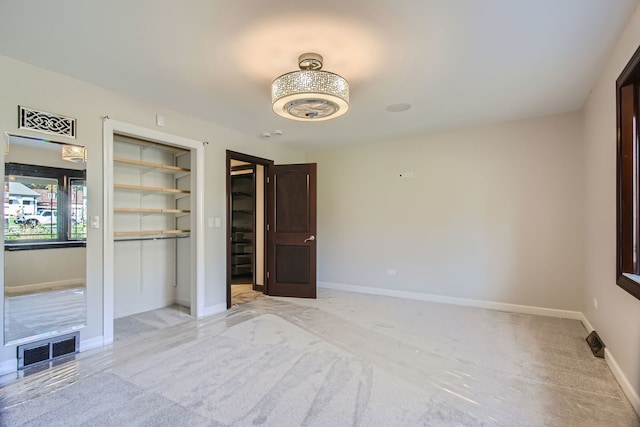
[267, 223, 270, 231]
[267, 177, 270, 184]
[267, 271, 270, 279]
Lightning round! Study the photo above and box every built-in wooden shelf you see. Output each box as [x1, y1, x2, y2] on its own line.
[114, 134, 190, 155]
[114, 157, 191, 174]
[113, 146, 191, 242]
[115, 207, 190, 215]
[114, 183, 191, 195]
[114, 229, 190, 237]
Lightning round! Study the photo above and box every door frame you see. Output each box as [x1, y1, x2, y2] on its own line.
[226, 150, 273, 308]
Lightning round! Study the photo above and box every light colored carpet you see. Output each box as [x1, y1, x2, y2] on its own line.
[4, 287, 86, 344]
[0, 289, 638, 426]
[114, 304, 192, 341]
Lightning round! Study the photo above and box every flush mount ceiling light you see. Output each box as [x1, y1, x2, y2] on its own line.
[271, 53, 349, 121]
[61, 144, 86, 163]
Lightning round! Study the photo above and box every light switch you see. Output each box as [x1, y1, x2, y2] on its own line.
[90, 216, 100, 229]
[215, 218, 221, 228]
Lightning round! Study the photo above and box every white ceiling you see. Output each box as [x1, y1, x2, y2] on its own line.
[0, 1, 637, 149]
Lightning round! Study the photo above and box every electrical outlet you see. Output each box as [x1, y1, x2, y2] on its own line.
[593, 298, 598, 309]
[387, 269, 397, 276]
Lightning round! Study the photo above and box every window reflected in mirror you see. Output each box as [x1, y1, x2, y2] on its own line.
[4, 164, 86, 245]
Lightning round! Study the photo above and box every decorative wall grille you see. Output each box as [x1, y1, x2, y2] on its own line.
[18, 106, 76, 138]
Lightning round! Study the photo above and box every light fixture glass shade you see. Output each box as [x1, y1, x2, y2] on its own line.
[271, 55, 349, 121]
[61, 145, 86, 163]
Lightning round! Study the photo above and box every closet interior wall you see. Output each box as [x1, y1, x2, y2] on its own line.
[112, 135, 191, 318]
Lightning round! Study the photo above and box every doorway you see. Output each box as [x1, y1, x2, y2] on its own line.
[226, 151, 272, 308]
[226, 151, 318, 308]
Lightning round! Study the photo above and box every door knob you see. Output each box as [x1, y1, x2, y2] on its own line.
[304, 235, 315, 242]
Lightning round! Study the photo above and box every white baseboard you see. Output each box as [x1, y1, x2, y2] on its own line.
[579, 313, 595, 333]
[579, 313, 639, 416]
[198, 303, 226, 318]
[80, 336, 104, 352]
[605, 348, 640, 416]
[0, 359, 16, 375]
[318, 281, 583, 320]
[5, 278, 86, 296]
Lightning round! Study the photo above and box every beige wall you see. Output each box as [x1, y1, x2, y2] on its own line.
[582, 4, 640, 408]
[5, 248, 86, 288]
[309, 111, 585, 310]
[0, 54, 304, 368]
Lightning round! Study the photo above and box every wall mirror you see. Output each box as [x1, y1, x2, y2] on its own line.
[3, 134, 87, 345]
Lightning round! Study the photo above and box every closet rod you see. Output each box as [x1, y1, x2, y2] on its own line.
[115, 235, 189, 242]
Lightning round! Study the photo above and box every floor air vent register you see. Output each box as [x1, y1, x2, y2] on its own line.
[17, 332, 79, 369]
[586, 330, 605, 358]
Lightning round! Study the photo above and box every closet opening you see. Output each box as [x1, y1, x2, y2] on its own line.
[111, 134, 192, 333]
[226, 151, 273, 308]
[103, 119, 205, 345]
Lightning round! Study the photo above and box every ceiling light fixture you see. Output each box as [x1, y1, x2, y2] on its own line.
[271, 53, 349, 122]
[61, 144, 86, 163]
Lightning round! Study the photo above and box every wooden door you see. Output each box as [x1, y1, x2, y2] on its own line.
[267, 163, 317, 298]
